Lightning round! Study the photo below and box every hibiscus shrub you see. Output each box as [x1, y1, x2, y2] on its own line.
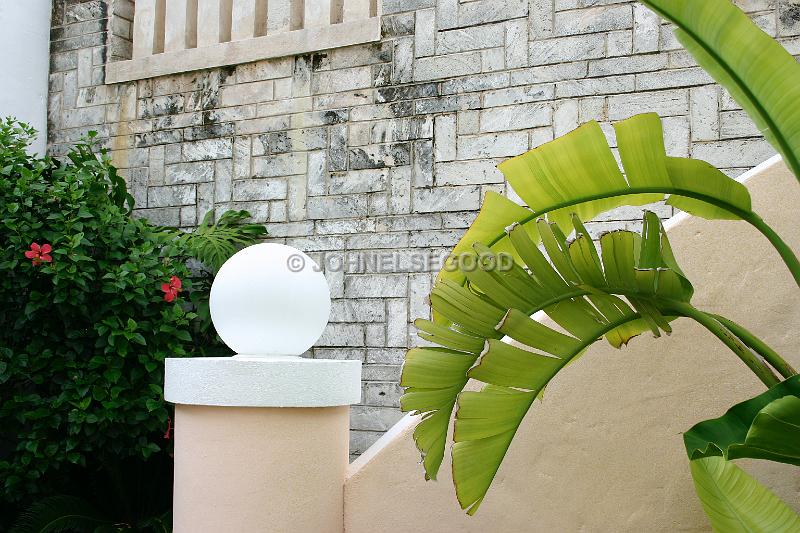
[0, 120, 264, 523]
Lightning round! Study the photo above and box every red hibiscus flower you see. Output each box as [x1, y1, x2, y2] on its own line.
[24, 242, 53, 266]
[161, 275, 182, 302]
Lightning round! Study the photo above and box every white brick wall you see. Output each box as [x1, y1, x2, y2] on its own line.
[47, 0, 797, 460]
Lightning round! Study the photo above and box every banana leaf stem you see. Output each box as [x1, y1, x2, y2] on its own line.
[708, 314, 797, 379]
[667, 302, 781, 388]
[744, 212, 800, 288]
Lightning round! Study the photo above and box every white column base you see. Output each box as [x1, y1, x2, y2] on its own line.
[166, 357, 361, 532]
[165, 357, 361, 407]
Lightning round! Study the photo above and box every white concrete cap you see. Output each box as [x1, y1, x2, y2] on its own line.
[164, 357, 362, 407]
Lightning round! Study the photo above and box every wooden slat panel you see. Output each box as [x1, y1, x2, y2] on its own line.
[133, 0, 160, 58]
[343, 0, 371, 22]
[107, 17, 381, 83]
[197, 0, 220, 47]
[267, 0, 302, 34]
[231, 0, 255, 40]
[304, 0, 333, 29]
[165, 0, 199, 52]
[198, 0, 233, 47]
[231, 0, 267, 40]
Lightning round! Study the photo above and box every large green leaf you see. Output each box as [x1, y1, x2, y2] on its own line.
[684, 375, 800, 466]
[438, 113, 799, 291]
[160, 209, 267, 272]
[402, 209, 791, 513]
[639, 0, 800, 183]
[404, 213, 687, 511]
[689, 457, 800, 532]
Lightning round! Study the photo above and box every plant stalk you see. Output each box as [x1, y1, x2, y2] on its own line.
[744, 212, 800, 288]
[667, 302, 781, 388]
[709, 314, 797, 379]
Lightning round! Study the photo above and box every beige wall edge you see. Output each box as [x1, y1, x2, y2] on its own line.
[344, 156, 800, 532]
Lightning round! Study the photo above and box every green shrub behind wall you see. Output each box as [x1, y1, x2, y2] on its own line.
[0, 120, 252, 509]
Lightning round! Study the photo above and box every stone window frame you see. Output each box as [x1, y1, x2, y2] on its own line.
[105, 0, 380, 84]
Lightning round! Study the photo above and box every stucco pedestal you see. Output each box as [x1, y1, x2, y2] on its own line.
[165, 357, 361, 533]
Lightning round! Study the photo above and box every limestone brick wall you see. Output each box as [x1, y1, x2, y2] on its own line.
[46, 0, 800, 459]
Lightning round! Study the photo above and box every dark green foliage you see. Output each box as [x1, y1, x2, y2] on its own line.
[0, 120, 266, 530]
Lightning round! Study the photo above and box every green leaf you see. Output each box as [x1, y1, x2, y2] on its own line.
[684, 375, 800, 466]
[9, 495, 113, 533]
[400, 347, 481, 479]
[689, 457, 800, 532]
[403, 205, 792, 513]
[639, 0, 800, 183]
[446, 113, 798, 288]
[403, 213, 708, 510]
[160, 209, 268, 272]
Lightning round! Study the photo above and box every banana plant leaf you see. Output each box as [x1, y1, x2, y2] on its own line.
[689, 457, 800, 532]
[437, 113, 799, 296]
[639, 0, 800, 183]
[156, 209, 267, 273]
[684, 375, 800, 466]
[402, 212, 759, 513]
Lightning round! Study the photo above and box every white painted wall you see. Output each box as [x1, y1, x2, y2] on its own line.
[0, 0, 52, 155]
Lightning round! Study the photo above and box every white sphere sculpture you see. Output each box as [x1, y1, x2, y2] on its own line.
[210, 243, 331, 357]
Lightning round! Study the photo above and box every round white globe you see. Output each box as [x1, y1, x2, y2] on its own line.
[210, 243, 331, 357]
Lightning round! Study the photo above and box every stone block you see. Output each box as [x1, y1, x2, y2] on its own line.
[346, 274, 408, 298]
[256, 128, 327, 154]
[556, 75, 635, 98]
[232, 178, 288, 201]
[349, 143, 411, 169]
[636, 67, 713, 91]
[165, 161, 215, 184]
[479, 103, 552, 133]
[148, 184, 197, 207]
[530, 33, 606, 65]
[313, 66, 374, 93]
[483, 85, 554, 107]
[436, 23, 505, 55]
[457, 132, 528, 159]
[691, 138, 775, 168]
[608, 89, 689, 120]
[392, 38, 414, 84]
[350, 405, 404, 431]
[456, 0, 528, 27]
[415, 8, 436, 58]
[720, 111, 762, 139]
[435, 160, 504, 186]
[366, 348, 406, 365]
[553, 5, 632, 37]
[252, 153, 307, 177]
[329, 168, 389, 194]
[633, 3, 660, 53]
[412, 185, 481, 213]
[690, 86, 720, 142]
[363, 382, 404, 407]
[415, 95, 481, 114]
[318, 323, 366, 347]
[412, 140, 434, 188]
[182, 138, 233, 161]
[307, 195, 369, 219]
[414, 52, 482, 82]
[588, 54, 668, 77]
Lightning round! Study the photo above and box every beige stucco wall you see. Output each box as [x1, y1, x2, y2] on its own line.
[173, 404, 349, 533]
[344, 158, 800, 532]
